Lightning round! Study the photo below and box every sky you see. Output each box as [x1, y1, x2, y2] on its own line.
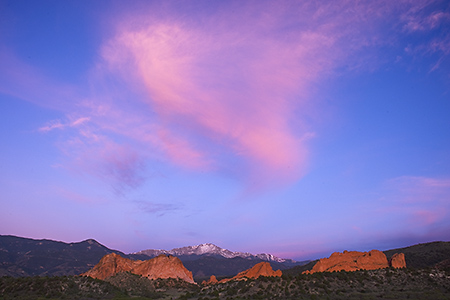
[1, 0, 449, 261]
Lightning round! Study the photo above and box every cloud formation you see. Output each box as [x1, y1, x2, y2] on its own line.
[39, 117, 90, 132]
[4, 0, 449, 193]
[374, 176, 450, 235]
[101, 20, 317, 187]
[94, 0, 401, 188]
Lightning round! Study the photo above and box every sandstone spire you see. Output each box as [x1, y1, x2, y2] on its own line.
[389, 253, 406, 268]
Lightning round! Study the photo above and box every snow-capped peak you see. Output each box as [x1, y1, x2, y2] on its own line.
[133, 243, 291, 263]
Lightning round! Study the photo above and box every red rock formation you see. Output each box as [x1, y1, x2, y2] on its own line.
[133, 254, 194, 283]
[389, 253, 406, 268]
[81, 253, 195, 284]
[304, 250, 390, 274]
[234, 262, 282, 280]
[81, 253, 135, 280]
[207, 262, 282, 284]
[202, 275, 218, 285]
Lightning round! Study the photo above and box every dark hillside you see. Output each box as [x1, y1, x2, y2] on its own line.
[383, 241, 450, 269]
[145, 254, 302, 282]
[283, 241, 450, 276]
[0, 275, 125, 299]
[183, 256, 266, 281]
[2, 267, 449, 299]
[283, 259, 318, 276]
[0, 235, 125, 277]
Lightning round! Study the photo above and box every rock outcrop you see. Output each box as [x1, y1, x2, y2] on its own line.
[202, 275, 218, 285]
[304, 250, 392, 274]
[81, 253, 195, 284]
[203, 262, 282, 284]
[389, 253, 406, 268]
[233, 262, 282, 280]
[81, 253, 135, 280]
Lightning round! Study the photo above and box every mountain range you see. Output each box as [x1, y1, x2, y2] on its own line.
[129, 243, 307, 279]
[0, 235, 303, 279]
[132, 242, 298, 264]
[1, 235, 450, 281]
[0, 235, 125, 277]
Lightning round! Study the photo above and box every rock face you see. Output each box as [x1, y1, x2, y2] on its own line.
[81, 253, 194, 284]
[304, 250, 389, 274]
[132, 254, 194, 283]
[81, 253, 135, 280]
[304, 250, 407, 274]
[202, 275, 218, 285]
[389, 253, 406, 268]
[203, 262, 282, 284]
[233, 262, 282, 280]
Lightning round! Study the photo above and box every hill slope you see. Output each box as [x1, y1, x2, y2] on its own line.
[284, 241, 450, 276]
[0, 235, 125, 277]
[383, 241, 450, 269]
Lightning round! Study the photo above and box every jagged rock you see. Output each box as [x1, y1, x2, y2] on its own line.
[234, 262, 282, 279]
[81, 253, 195, 284]
[304, 250, 390, 274]
[133, 254, 194, 283]
[389, 253, 406, 268]
[205, 262, 282, 284]
[81, 253, 135, 280]
[202, 275, 218, 285]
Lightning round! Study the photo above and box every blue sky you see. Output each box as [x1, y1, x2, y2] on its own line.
[1, 0, 449, 261]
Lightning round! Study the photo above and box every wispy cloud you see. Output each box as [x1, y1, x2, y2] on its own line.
[3, 1, 445, 193]
[102, 20, 316, 186]
[98, 1, 402, 188]
[400, 0, 450, 71]
[39, 117, 90, 132]
[135, 201, 181, 217]
[401, 1, 450, 32]
[374, 176, 450, 230]
[63, 134, 147, 192]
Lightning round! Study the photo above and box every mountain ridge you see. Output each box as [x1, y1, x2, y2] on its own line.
[2, 235, 450, 280]
[133, 242, 295, 264]
[0, 235, 126, 277]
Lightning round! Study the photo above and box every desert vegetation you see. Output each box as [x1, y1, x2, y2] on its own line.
[194, 267, 450, 300]
[0, 275, 125, 299]
[1, 267, 449, 299]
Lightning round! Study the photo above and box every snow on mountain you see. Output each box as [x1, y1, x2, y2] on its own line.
[133, 243, 292, 263]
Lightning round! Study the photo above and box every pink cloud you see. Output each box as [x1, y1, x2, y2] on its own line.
[156, 128, 210, 170]
[385, 176, 450, 203]
[38, 120, 65, 132]
[39, 117, 90, 132]
[100, 12, 340, 186]
[412, 210, 446, 226]
[4, 1, 444, 192]
[55, 187, 104, 204]
[67, 136, 146, 191]
[370, 176, 450, 231]
[98, 1, 436, 188]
